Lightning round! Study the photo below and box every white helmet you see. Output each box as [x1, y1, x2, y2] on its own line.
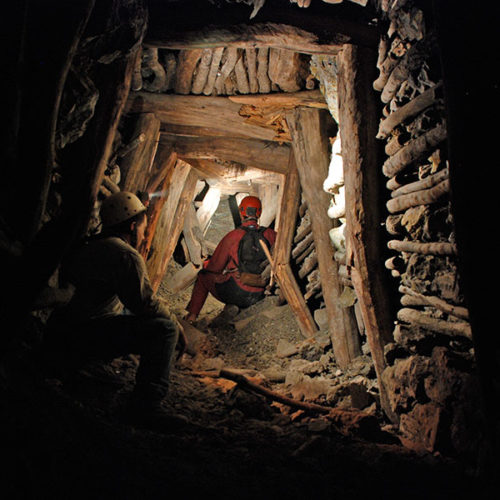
[100, 191, 146, 228]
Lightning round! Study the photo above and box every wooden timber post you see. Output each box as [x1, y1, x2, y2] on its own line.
[287, 107, 360, 369]
[273, 154, 317, 338]
[148, 160, 199, 292]
[119, 112, 161, 193]
[337, 44, 397, 421]
[139, 146, 178, 261]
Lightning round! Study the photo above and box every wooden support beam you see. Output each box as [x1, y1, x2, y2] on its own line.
[196, 185, 221, 234]
[145, 22, 345, 54]
[244, 48, 259, 93]
[126, 92, 278, 142]
[147, 160, 197, 291]
[202, 47, 224, 95]
[159, 123, 252, 141]
[337, 44, 397, 422]
[256, 47, 272, 93]
[268, 48, 305, 93]
[273, 155, 317, 338]
[257, 183, 281, 228]
[188, 159, 283, 186]
[191, 48, 213, 95]
[145, 2, 380, 53]
[119, 112, 161, 193]
[174, 49, 203, 94]
[159, 134, 290, 174]
[287, 107, 360, 369]
[214, 48, 239, 95]
[139, 148, 177, 261]
[228, 89, 328, 109]
[182, 203, 204, 266]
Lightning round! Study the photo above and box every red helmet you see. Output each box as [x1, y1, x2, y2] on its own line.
[239, 196, 262, 219]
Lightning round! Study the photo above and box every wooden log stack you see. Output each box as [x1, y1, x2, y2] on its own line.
[373, 0, 477, 455]
[373, 2, 470, 344]
[134, 46, 313, 97]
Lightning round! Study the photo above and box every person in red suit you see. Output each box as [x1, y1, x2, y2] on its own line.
[185, 196, 277, 324]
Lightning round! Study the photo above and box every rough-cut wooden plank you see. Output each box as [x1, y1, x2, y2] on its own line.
[191, 48, 213, 94]
[151, 167, 199, 292]
[165, 262, 200, 294]
[298, 252, 318, 279]
[257, 183, 280, 228]
[202, 47, 224, 95]
[147, 160, 192, 290]
[292, 230, 314, 260]
[256, 47, 271, 93]
[287, 107, 359, 367]
[338, 44, 397, 422]
[119, 112, 161, 192]
[160, 123, 254, 141]
[245, 48, 259, 93]
[268, 48, 304, 92]
[187, 158, 282, 187]
[126, 92, 278, 141]
[196, 186, 221, 234]
[174, 49, 204, 94]
[273, 155, 317, 337]
[214, 48, 238, 95]
[228, 89, 328, 109]
[182, 203, 204, 266]
[145, 22, 346, 54]
[159, 134, 291, 174]
[234, 52, 250, 94]
[139, 148, 177, 261]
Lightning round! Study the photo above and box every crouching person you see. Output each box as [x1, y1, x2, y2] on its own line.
[185, 196, 277, 324]
[43, 191, 187, 424]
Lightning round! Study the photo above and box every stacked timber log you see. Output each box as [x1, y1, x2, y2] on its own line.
[132, 47, 313, 97]
[292, 202, 320, 302]
[373, 0, 480, 456]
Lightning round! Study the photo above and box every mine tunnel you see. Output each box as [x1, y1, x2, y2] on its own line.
[1, 0, 499, 498]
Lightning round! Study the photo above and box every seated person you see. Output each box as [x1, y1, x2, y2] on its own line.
[43, 191, 186, 422]
[185, 196, 276, 324]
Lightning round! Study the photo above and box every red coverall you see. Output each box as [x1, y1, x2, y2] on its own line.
[186, 220, 277, 317]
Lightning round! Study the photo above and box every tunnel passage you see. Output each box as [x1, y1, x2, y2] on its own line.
[2, 0, 498, 490]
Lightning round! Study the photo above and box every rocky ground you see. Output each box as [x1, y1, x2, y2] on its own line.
[0, 200, 487, 499]
[0, 263, 486, 500]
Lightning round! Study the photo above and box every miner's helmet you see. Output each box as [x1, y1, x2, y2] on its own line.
[100, 191, 146, 228]
[239, 195, 262, 219]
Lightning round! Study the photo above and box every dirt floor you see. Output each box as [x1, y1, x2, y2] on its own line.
[0, 199, 489, 499]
